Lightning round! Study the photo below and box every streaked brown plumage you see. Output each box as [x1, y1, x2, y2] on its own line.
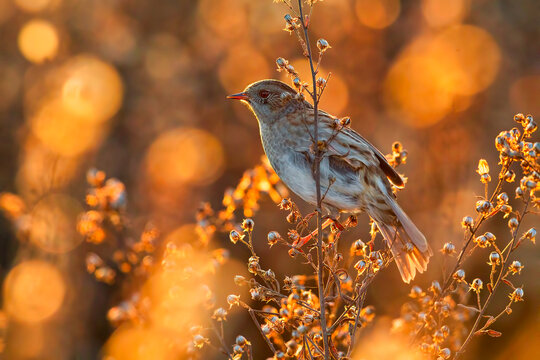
[228, 79, 432, 283]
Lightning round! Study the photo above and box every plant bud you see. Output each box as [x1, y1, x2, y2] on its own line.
[508, 260, 523, 275]
[442, 242, 455, 255]
[461, 216, 474, 229]
[241, 218, 254, 231]
[470, 278, 483, 293]
[317, 38, 331, 52]
[230, 230, 242, 244]
[267, 231, 281, 246]
[510, 287, 524, 302]
[488, 251, 500, 266]
[316, 77, 326, 88]
[453, 269, 466, 282]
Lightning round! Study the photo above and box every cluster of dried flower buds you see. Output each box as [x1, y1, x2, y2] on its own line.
[78, 169, 158, 285]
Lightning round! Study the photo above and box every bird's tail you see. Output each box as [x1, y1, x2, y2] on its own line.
[373, 199, 432, 283]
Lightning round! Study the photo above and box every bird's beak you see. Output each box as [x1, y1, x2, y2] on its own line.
[226, 92, 249, 101]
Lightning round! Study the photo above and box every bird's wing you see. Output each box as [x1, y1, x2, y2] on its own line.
[318, 111, 404, 188]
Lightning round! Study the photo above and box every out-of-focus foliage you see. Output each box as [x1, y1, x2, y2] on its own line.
[0, 0, 537, 359]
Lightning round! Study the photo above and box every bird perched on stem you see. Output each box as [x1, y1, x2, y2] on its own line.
[228, 79, 432, 283]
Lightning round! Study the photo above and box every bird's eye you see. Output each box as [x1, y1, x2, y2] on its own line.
[259, 90, 270, 98]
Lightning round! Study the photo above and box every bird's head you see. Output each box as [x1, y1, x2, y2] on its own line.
[227, 79, 303, 123]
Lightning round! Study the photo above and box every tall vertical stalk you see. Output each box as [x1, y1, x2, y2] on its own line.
[297, 1, 329, 358]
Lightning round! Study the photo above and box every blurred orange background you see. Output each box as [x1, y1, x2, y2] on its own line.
[0, 0, 538, 359]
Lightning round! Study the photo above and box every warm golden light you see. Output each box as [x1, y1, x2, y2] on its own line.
[509, 75, 540, 115]
[29, 193, 83, 253]
[354, 317, 423, 360]
[18, 19, 59, 63]
[104, 325, 176, 360]
[145, 127, 225, 188]
[356, 0, 401, 29]
[218, 43, 271, 94]
[384, 25, 500, 127]
[61, 55, 124, 123]
[282, 59, 350, 116]
[384, 55, 454, 127]
[432, 25, 501, 96]
[3, 260, 66, 323]
[198, 0, 248, 40]
[14, 0, 51, 13]
[421, 0, 469, 27]
[30, 99, 104, 156]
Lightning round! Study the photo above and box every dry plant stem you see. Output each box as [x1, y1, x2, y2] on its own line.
[413, 158, 518, 342]
[297, 1, 330, 358]
[248, 308, 276, 353]
[454, 198, 530, 360]
[211, 322, 233, 359]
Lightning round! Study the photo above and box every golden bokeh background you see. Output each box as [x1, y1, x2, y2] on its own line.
[0, 0, 537, 359]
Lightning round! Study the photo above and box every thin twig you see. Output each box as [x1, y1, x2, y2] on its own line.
[453, 198, 530, 360]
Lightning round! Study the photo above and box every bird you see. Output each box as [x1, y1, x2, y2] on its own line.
[227, 79, 432, 283]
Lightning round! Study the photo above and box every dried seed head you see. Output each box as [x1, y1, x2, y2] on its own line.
[279, 198, 292, 210]
[392, 141, 403, 153]
[292, 77, 302, 90]
[267, 231, 281, 246]
[497, 192, 509, 204]
[510, 287, 524, 302]
[276, 57, 288, 69]
[475, 200, 494, 215]
[212, 307, 228, 321]
[499, 204, 513, 217]
[233, 344, 243, 355]
[429, 281, 442, 295]
[522, 227, 536, 244]
[477, 159, 490, 181]
[317, 38, 331, 52]
[369, 250, 381, 262]
[354, 260, 367, 275]
[250, 288, 263, 301]
[286, 211, 298, 224]
[316, 77, 326, 88]
[227, 294, 240, 308]
[488, 251, 501, 266]
[484, 232, 496, 243]
[441, 242, 455, 255]
[284, 14, 294, 25]
[193, 334, 209, 349]
[229, 230, 242, 244]
[350, 239, 367, 256]
[508, 217, 519, 230]
[234, 275, 247, 286]
[503, 170, 516, 182]
[474, 235, 490, 248]
[508, 260, 523, 275]
[241, 218, 254, 231]
[514, 113, 525, 123]
[288, 248, 299, 258]
[439, 348, 451, 359]
[433, 329, 445, 343]
[470, 278, 483, 293]
[409, 285, 423, 298]
[461, 216, 474, 229]
[373, 258, 384, 272]
[453, 269, 466, 282]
